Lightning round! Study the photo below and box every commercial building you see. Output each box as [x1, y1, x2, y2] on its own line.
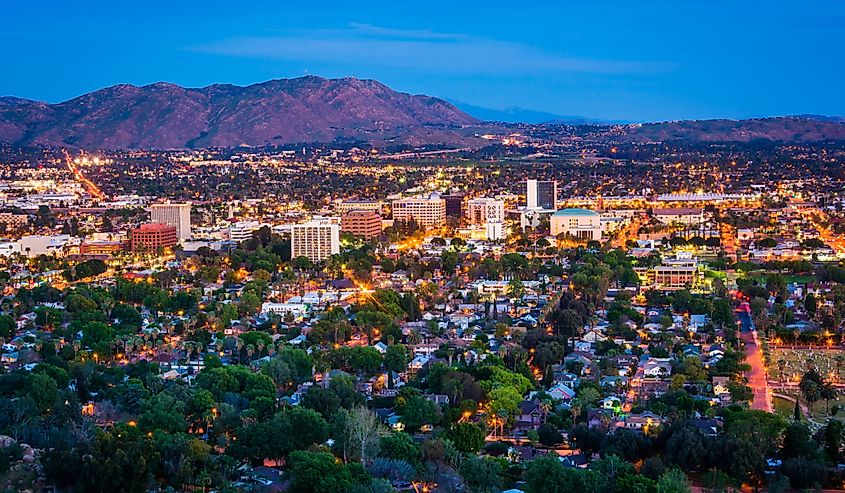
[550, 208, 602, 240]
[341, 210, 383, 240]
[466, 197, 505, 241]
[652, 207, 704, 226]
[150, 203, 191, 241]
[0, 213, 29, 229]
[634, 252, 702, 290]
[80, 241, 127, 255]
[0, 235, 75, 257]
[130, 223, 178, 251]
[336, 200, 382, 215]
[441, 193, 466, 218]
[228, 221, 262, 242]
[391, 193, 446, 229]
[466, 198, 505, 226]
[291, 221, 340, 261]
[526, 180, 557, 210]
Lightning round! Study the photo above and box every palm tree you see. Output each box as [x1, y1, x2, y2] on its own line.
[835, 354, 845, 383]
[821, 381, 838, 415]
[407, 329, 422, 346]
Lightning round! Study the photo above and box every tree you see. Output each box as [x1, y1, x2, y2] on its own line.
[657, 469, 691, 493]
[781, 457, 826, 489]
[384, 345, 408, 388]
[822, 419, 844, 464]
[805, 293, 818, 317]
[378, 432, 420, 465]
[524, 455, 586, 493]
[349, 346, 383, 374]
[781, 422, 815, 459]
[799, 370, 822, 413]
[283, 406, 330, 453]
[287, 450, 359, 493]
[618, 475, 658, 493]
[459, 456, 503, 493]
[0, 314, 15, 340]
[346, 406, 383, 465]
[538, 422, 563, 446]
[445, 422, 485, 453]
[399, 395, 440, 433]
[302, 386, 342, 419]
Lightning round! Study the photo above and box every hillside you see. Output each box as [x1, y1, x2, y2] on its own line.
[0, 76, 478, 149]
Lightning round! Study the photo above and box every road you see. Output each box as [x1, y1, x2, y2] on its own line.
[741, 329, 773, 413]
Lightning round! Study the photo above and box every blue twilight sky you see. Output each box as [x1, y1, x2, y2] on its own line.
[2, 0, 843, 122]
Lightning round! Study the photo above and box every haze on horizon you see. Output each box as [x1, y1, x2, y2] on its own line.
[2, 0, 844, 122]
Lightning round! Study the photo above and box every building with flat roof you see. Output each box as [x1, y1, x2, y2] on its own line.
[652, 207, 704, 226]
[130, 223, 178, 252]
[466, 198, 505, 226]
[228, 221, 262, 242]
[80, 240, 127, 255]
[337, 200, 382, 215]
[291, 221, 340, 261]
[550, 208, 602, 240]
[441, 193, 466, 218]
[341, 210, 382, 240]
[150, 203, 191, 241]
[392, 193, 446, 229]
[526, 180, 557, 210]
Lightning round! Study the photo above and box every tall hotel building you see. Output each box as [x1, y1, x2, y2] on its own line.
[291, 221, 340, 261]
[150, 203, 191, 241]
[391, 193, 446, 229]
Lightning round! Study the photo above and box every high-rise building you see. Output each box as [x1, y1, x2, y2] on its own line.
[526, 180, 557, 210]
[150, 203, 191, 241]
[391, 193, 446, 229]
[466, 198, 505, 226]
[341, 210, 383, 239]
[441, 193, 466, 218]
[291, 221, 340, 261]
[130, 223, 178, 251]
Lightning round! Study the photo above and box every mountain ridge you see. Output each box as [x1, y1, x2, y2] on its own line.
[0, 76, 478, 149]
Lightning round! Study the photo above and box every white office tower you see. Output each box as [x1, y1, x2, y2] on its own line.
[525, 179, 557, 210]
[291, 221, 340, 261]
[150, 203, 191, 241]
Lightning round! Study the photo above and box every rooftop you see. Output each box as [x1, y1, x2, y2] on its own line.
[552, 208, 599, 217]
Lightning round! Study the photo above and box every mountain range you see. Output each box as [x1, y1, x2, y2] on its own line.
[0, 76, 477, 149]
[1, 76, 844, 150]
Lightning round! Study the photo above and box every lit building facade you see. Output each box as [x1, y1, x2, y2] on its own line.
[130, 223, 178, 251]
[391, 193, 446, 229]
[291, 221, 340, 261]
[550, 208, 602, 240]
[341, 210, 383, 240]
[150, 203, 191, 241]
[526, 179, 557, 210]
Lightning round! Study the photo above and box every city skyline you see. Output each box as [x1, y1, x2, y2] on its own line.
[3, 0, 844, 121]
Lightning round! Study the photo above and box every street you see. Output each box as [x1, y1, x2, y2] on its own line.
[741, 329, 773, 413]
